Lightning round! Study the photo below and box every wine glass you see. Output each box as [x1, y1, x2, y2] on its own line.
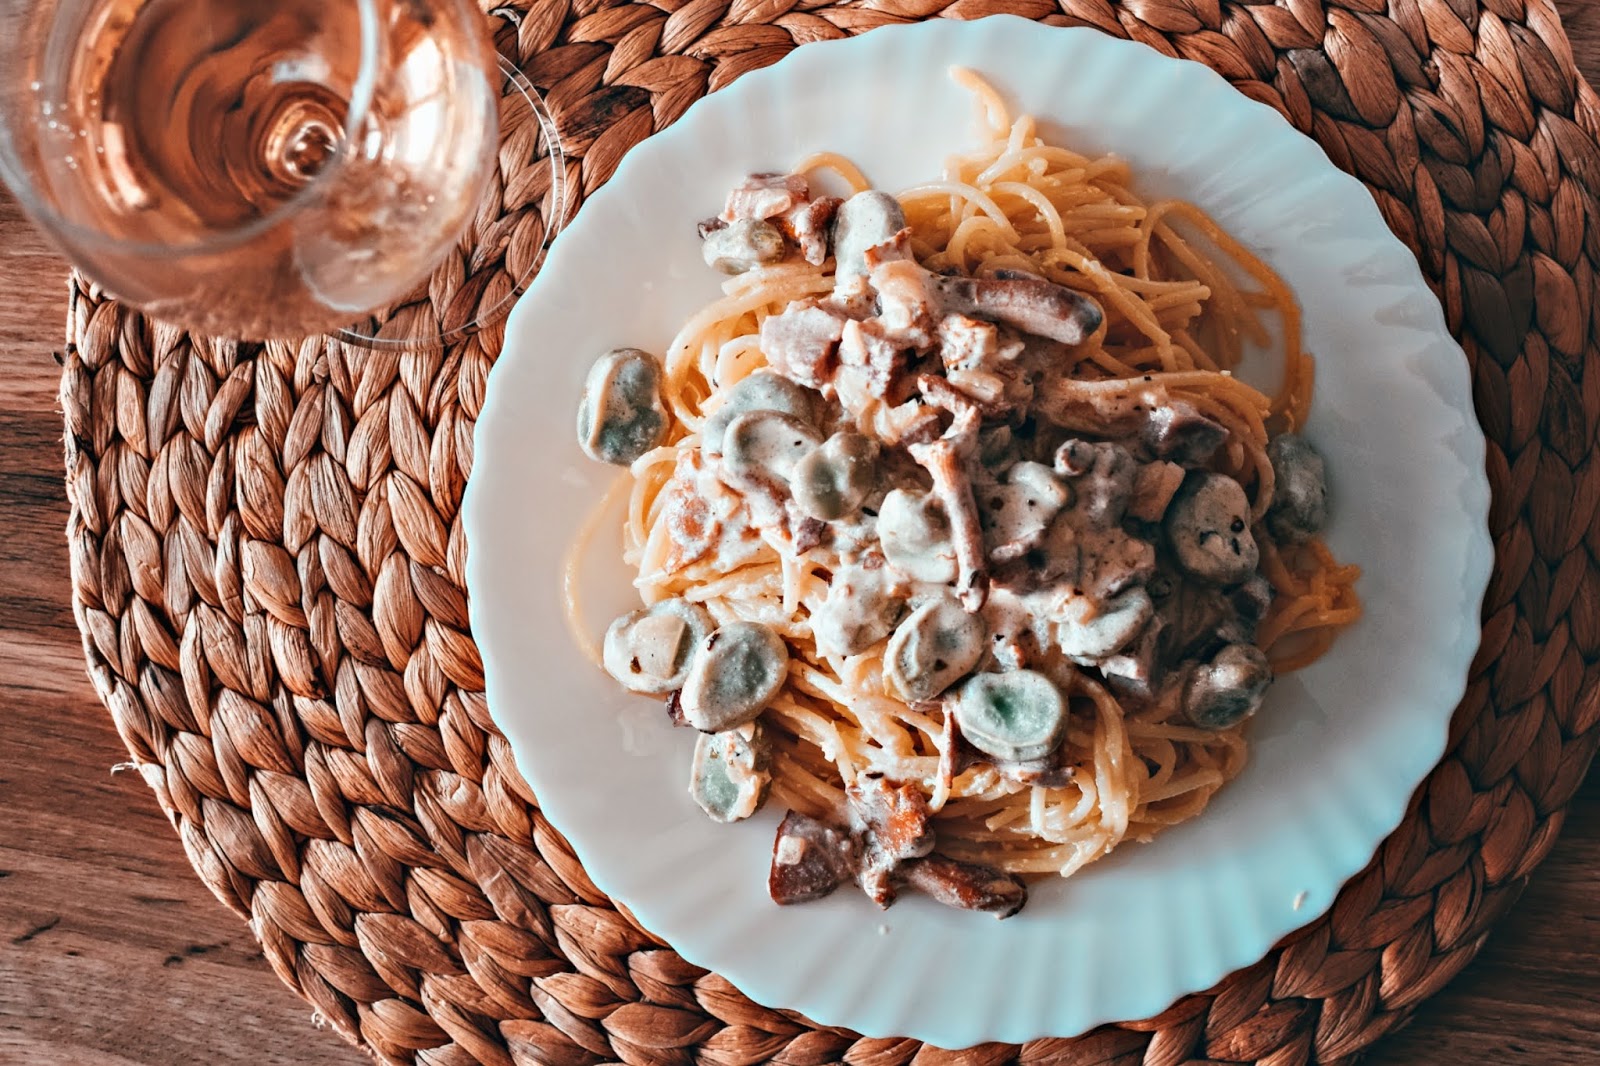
[0, 0, 566, 347]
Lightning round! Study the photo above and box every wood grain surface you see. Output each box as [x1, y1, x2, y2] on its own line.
[3, 16, 1600, 1064]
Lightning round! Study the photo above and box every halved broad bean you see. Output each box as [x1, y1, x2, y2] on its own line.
[1183, 643, 1272, 730]
[1265, 434, 1328, 544]
[1165, 472, 1258, 585]
[721, 410, 823, 492]
[832, 190, 907, 285]
[701, 369, 816, 457]
[884, 597, 987, 702]
[792, 432, 879, 521]
[679, 622, 790, 732]
[702, 218, 786, 275]
[1056, 588, 1153, 663]
[577, 348, 668, 465]
[689, 721, 771, 822]
[949, 669, 1067, 763]
[601, 598, 714, 694]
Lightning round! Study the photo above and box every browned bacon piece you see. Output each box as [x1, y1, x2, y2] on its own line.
[768, 811, 859, 905]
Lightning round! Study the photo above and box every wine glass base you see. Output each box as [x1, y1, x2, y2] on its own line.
[333, 53, 567, 350]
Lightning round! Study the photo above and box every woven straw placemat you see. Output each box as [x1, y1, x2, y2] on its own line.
[60, 1, 1600, 1063]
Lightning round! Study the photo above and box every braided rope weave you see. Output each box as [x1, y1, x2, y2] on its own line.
[61, 1, 1600, 1063]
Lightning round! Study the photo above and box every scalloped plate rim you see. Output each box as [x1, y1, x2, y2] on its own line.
[466, 17, 1493, 1047]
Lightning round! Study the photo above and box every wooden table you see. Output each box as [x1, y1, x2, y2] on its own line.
[3, 28, 1600, 1066]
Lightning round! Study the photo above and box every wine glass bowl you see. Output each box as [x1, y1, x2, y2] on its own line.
[0, 0, 563, 344]
[333, 54, 568, 349]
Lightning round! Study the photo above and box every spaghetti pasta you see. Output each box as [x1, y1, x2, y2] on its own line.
[570, 72, 1360, 906]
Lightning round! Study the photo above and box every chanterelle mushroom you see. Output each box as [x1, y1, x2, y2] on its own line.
[848, 773, 936, 907]
[914, 440, 986, 608]
[1183, 643, 1273, 729]
[689, 721, 771, 823]
[885, 596, 987, 701]
[1165, 472, 1259, 585]
[949, 669, 1068, 763]
[780, 196, 841, 266]
[1265, 433, 1328, 544]
[854, 249, 1105, 351]
[576, 348, 669, 466]
[679, 622, 790, 732]
[601, 599, 714, 694]
[908, 383, 988, 609]
[928, 273, 1103, 345]
[902, 855, 1027, 918]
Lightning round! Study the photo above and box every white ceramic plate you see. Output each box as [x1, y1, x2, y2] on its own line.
[466, 17, 1493, 1048]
